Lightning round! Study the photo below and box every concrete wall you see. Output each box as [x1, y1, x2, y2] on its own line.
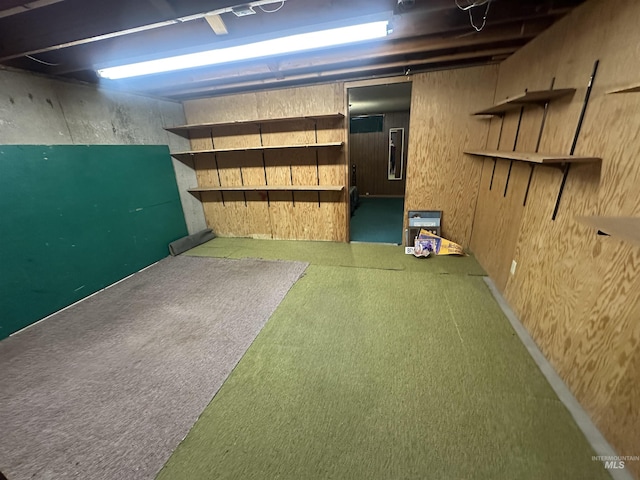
[0, 67, 206, 234]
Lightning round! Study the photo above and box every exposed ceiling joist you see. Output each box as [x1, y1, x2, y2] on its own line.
[0, 0, 587, 100]
[161, 46, 519, 99]
[0, 0, 63, 19]
[0, 0, 242, 61]
[10, 1, 563, 77]
[0, 0, 480, 62]
[122, 21, 548, 96]
[205, 14, 228, 35]
[146, 0, 176, 17]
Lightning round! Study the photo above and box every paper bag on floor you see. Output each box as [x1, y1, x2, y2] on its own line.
[413, 229, 465, 257]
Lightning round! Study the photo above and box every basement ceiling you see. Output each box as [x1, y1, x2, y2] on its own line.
[0, 0, 585, 100]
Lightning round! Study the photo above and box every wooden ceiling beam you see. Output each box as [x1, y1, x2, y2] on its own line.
[0, 0, 249, 61]
[35, 0, 403, 75]
[0, 0, 580, 66]
[0, 0, 64, 19]
[0, 0, 396, 62]
[205, 14, 228, 35]
[0, 0, 586, 98]
[123, 20, 547, 94]
[275, 21, 546, 73]
[155, 46, 517, 99]
[146, 0, 176, 17]
[0, 0, 62, 12]
[390, 3, 576, 40]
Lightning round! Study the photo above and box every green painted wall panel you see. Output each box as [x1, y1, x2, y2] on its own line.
[0, 145, 188, 339]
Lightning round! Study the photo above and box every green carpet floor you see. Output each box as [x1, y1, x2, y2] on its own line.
[350, 197, 404, 244]
[186, 237, 486, 275]
[157, 238, 608, 480]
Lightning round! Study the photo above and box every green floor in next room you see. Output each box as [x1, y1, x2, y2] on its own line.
[157, 237, 609, 480]
[350, 196, 405, 244]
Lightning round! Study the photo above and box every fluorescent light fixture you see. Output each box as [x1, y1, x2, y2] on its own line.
[97, 20, 389, 80]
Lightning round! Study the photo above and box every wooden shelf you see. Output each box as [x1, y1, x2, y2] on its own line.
[473, 88, 576, 116]
[464, 150, 600, 165]
[166, 113, 345, 137]
[172, 142, 343, 162]
[607, 83, 640, 94]
[576, 216, 640, 247]
[189, 185, 344, 193]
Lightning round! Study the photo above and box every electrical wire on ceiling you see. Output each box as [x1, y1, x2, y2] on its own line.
[25, 54, 60, 66]
[455, 0, 492, 32]
[258, 1, 285, 13]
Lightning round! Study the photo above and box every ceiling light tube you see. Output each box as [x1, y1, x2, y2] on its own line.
[97, 20, 390, 80]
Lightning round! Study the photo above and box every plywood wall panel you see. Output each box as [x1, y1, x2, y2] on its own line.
[201, 191, 235, 236]
[184, 92, 259, 124]
[470, 93, 563, 286]
[601, 310, 640, 462]
[211, 124, 261, 150]
[264, 149, 296, 240]
[317, 121, 348, 243]
[190, 134, 214, 151]
[215, 152, 252, 237]
[289, 150, 320, 240]
[468, 0, 640, 474]
[255, 83, 344, 118]
[181, 83, 348, 241]
[493, 13, 569, 101]
[261, 120, 316, 146]
[404, 65, 498, 247]
[316, 117, 345, 144]
[193, 153, 218, 188]
[194, 153, 225, 235]
[566, 245, 640, 409]
[471, 160, 530, 291]
[237, 151, 271, 239]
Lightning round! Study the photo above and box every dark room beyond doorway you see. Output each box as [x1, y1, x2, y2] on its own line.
[348, 82, 412, 244]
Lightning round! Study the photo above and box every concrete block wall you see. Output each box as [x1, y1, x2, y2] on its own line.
[0, 67, 206, 234]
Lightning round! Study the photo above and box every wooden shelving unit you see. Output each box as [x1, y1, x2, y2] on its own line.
[473, 88, 576, 116]
[167, 113, 346, 212]
[464, 150, 601, 166]
[576, 216, 640, 247]
[171, 142, 343, 164]
[606, 83, 640, 94]
[189, 185, 344, 192]
[165, 113, 345, 138]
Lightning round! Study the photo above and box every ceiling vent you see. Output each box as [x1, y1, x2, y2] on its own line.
[231, 5, 257, 17]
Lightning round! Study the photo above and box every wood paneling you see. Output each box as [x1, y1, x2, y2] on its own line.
[404, 65, 499, 247]
[469, 0, 640, 475]
[182, 83, 348, 242]
[349, 111, 409, 197]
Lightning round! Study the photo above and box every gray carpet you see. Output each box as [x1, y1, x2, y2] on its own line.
[0, 256, 308, 480]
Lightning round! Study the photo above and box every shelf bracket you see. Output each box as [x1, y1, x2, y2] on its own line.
[523, 164, 535, 206]
[258, 125, 271, 207]
[504, 105, 525, 197]
[552, 60, 599, 220]
[314, 121, 321, 207]
[489, 114, 505, 191]
[524, 78, 555, 207]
